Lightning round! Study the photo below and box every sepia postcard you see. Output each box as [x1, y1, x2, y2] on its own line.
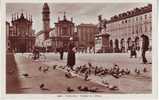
[0, 0, 158, 100]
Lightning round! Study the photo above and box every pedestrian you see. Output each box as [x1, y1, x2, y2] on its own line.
[59, 47, 64, 60]
[141, 34, 149, 64]
[67, 37, 76, 71]
[130, 42, 137, 58]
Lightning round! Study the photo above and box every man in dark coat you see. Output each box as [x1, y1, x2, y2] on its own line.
[67, 38, 76, 70]
[141, 34, 149, 64]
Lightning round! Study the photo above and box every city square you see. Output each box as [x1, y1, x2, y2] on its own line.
[6, 3, 152, 94]
[6, 52, 151, 93]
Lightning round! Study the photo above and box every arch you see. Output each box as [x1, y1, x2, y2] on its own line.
[115, 39, 119, 48]
[110, 40, 113, 48]
[114, 39, 119, 52]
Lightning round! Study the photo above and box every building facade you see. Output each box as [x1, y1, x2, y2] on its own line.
[8, 12, 35, 52]
[51, 13, 78, 51]
[77, 23, 98, 52]
[107, 4, 152, 52]
[97, 4, 152, 53]
[6, 22, 10, 52]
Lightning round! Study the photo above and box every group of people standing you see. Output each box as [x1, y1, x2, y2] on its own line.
[130, 34, 150, 64]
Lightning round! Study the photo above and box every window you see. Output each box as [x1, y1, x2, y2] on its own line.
[140, 16, 142, 20]
[136, 17, 138, 21]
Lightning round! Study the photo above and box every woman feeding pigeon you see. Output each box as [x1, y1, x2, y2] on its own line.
[67, 37, 76, 71]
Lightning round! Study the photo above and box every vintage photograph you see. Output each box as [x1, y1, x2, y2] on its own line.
[6, 3, 152, 94]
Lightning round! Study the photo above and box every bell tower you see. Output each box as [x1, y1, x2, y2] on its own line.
[42, 3, 50, 39]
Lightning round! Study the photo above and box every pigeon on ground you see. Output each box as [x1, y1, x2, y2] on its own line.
[40, 83, 44, 89]
[53, 65, 57, 70]
[65, 72, 72, 78]
[112, 74, 120, 79]
[22, 73, 30, 78]
[23, 73, 28, 76]
[77, 86, 89, 91]
[109, 85, 119, 90]
[89, 87, 98, 92]
[40, 83, 49, 90]
[38, 66, 42, 71]
[83, 86, 89, 91]
[102, 80, 109, 85]
[43, 67, 49, 73]
[125, 68, 131, 75]
[67, 87, 74, 92]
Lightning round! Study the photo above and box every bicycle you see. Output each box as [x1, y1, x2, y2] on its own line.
[28, 52, 46, 62]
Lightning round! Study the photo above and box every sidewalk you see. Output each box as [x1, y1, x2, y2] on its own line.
[6, 53, 120, 94]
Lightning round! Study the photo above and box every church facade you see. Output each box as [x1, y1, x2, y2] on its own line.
[52, 13, 78, 51]
[8, 12, 35, 52]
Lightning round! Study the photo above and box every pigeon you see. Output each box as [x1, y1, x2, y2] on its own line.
[109, 85, 119, 90]
[89, 87, 98, 92]
[65, 72, 72, 78]
[67, 87, 74, 92]
[112, 74, 120, 79]
[40, 83, 44, 89]
[77, 86, 89, 91]
[22, 73, 29, 78]
[43, 67, 49, 73]
[40, 83, 49, 90]
[38, 66, 42, 71]
[83, 86, 89, 91]
[126, 70, 131, 75]
[125, 69, 131, 75]
[102, 80, 109, 85]
[77, 86, 82, 90]
[53, 65, 57, 70]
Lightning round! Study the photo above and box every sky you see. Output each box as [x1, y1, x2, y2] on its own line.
[6, 3, 149, 33]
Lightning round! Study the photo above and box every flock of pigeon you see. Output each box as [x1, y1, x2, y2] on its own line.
[64, 63, 148, 80]
[8, 62, 148, 93]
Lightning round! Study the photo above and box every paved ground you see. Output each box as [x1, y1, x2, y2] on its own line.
[6, 52, 152, 94]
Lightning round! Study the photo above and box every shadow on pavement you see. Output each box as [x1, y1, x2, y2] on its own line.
[6, 53, 22, 93]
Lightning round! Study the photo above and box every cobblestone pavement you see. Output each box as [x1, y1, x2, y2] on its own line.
[6, 52, 152, 93]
